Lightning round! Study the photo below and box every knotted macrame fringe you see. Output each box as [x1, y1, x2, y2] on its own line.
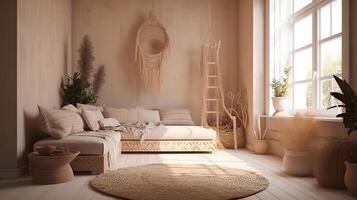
[135, 13, 170, 90]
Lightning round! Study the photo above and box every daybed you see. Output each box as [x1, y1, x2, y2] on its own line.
[34, 104, 216, 174]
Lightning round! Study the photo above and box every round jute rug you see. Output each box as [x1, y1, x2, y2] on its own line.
[90, 164, 269, 200]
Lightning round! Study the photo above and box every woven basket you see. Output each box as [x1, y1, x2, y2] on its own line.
[219, 127, 245, 149]
[314, 139, 357, 188]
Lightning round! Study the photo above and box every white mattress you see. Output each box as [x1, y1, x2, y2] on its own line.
[120, 125, 216, 141]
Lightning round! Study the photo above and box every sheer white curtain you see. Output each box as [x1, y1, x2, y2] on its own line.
[270, 0, 293, 80]
[268, 0, 293, 114]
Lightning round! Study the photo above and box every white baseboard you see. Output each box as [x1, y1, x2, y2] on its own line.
[0, 165, 27, 179]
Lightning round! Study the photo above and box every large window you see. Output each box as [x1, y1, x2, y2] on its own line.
[269, 0, 348, 115]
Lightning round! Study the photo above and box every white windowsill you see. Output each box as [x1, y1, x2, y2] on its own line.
[260, 115, 343, 122]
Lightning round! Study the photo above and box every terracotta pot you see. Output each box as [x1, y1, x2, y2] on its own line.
[345, 161, 357, 196]
[283, 149, 314, 176]
[253, 140, 268, 154]
[271, 97, 289, 116]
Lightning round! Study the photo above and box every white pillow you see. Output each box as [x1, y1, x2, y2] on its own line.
[138, 108, 160, 123]
[81, 109, 104, 131]
[99, 118, 120, 130]
[38, 106, 84, 139]
[77, 103, 104, 112]
[160, 109, 195, 125]
[103, 107, 138, 124]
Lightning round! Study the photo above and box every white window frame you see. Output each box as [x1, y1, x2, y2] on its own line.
[266, 0, 349, 116]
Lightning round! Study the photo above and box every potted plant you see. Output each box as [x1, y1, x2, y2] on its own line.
[61, 35, 106, 106]
[271, 66, 291, 116]
[282, 113, 316, 176]
[328, 75, 357, 195]
[253, 119, 268, 154]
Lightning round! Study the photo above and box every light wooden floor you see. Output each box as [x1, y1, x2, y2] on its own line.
[0, 150, 355, 200]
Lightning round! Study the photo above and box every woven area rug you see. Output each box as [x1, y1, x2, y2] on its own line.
[90, 164, 269, 200]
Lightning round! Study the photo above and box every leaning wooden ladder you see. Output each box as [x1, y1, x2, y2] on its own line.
[200, 41, 238, 150]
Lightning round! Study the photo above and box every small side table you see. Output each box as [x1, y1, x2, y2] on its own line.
[28, 151, 80, 184]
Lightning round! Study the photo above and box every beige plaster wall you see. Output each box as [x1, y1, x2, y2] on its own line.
[0, 0, 18, 170]
[71, 0, 239, 123]
[350, 0, 357, 91]
[16, 0, 71, 167]
[237, 0, 265, 149]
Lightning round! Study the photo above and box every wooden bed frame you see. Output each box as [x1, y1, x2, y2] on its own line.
[121, 140, 216, 153]
[69, 140, 215, 174]
[70, 154, 108, 175]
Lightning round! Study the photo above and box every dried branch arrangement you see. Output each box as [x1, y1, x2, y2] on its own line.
[218, 89, 249, 131]
[253, 119, 268, 140]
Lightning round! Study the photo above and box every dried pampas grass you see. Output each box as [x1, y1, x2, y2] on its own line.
[93, 65, 106, 95]
[285, 112, 316, 151]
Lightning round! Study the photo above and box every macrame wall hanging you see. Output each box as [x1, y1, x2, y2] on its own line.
[135, 11, 170, 89]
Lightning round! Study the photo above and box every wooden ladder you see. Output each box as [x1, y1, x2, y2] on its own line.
[200, 41, 238, 149]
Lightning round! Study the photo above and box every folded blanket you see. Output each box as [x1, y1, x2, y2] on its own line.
[115, 122, 163, 141]
[72, 131, 120, 169]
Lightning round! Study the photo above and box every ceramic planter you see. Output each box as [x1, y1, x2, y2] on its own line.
[283, 149, 314, 176]
[345, 161, 357, 196]
[253, 140, 268, 154]
[271, 97, 289, 116]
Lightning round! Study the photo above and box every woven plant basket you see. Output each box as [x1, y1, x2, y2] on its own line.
[314, 139, 357, 189]
[219, 127, 245, 149]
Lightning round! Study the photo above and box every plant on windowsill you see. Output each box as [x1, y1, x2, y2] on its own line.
[61, 35, 106, 106]
[282, 112, 316, 176]
[271, 66, 291, 116]
[323, 75, 357, 195]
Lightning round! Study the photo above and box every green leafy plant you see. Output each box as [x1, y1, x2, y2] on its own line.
[328, 75, 357, 135]
[61, 35, 106, 106]
[61, 72, 97, 105]
[271, 66, 291, 97]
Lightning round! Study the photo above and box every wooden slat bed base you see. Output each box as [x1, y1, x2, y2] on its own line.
[121, 140, 216, 152]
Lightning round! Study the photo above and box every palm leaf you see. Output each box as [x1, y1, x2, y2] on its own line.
[330, 76, 357, 135]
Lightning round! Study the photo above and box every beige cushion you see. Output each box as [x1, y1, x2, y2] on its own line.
[77, 103, 104, 112]
[99, 118, 120, 130]
[120, 126, 216, 141]
[33, 131, 121, 155]
[82, 109, 104, 131]
[38, 106, 84, 139]
[62, 104, 80, 113]
[160, 109, 195, 125]
[138, 108, 160, 123]
[103, 107, 138, 124]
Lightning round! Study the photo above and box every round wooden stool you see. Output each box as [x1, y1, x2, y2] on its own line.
[28, 151, 79, 184]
